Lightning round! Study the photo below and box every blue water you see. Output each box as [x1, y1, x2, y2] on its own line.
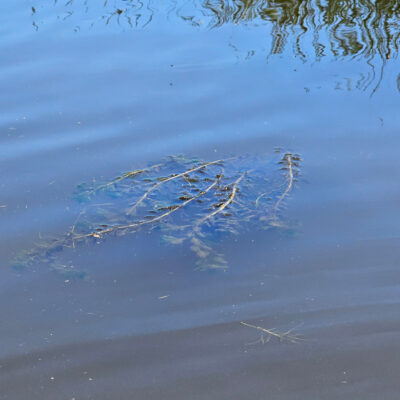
[1, 2, 400, 399]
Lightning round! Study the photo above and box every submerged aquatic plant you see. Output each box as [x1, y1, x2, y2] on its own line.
[12, 151, 301, 276]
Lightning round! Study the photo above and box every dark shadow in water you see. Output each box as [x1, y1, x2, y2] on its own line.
[31, 0, 400, 94]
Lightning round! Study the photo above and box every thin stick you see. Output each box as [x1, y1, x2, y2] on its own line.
[255, 192, 267, 207]
[70, 203, 113, 234]
[273, 154, 293, 212]
[240, 321, 284, 339]
[196, 172, 247, 226]
[87, 163, 163, 195]
[73, 176, 222, 241]
[240, 321, 303, 342]
[126, 159, 225, 215]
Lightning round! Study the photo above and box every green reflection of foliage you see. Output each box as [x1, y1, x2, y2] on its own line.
[204, 0, 400, 61]
[202, 0, 400, 93]
[31, 0, 400, 93]
[32, 0, 400, 62]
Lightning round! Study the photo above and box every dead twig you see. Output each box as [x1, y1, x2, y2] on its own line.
[196, 172, 247, 226]
[84, 163, 163, 198]
[240, 321, 304, 343]
[12, 152, 301, 275]
[126, 159, 225, 215]
[73, 175, 222, 241]
[273, 153, 294, 213]
[70, 203, 113, 235]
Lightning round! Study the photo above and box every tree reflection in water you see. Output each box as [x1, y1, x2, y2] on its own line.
[32, 0, 400, 93]
[204, 0, 400, 94]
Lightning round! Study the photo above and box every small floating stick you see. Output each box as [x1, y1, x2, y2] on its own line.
[240, 321, 304, 343]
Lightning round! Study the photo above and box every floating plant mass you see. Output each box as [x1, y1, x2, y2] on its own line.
[12, 152, 301, 276]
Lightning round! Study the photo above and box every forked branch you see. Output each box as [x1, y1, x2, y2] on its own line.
[73, 175, 222, 241]
[126, 159, 225, 215]
[196, 172, 247, 226]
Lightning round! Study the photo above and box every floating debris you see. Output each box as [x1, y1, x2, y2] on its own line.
[240, 321, 304, 344]
[12, 152, 301, 276]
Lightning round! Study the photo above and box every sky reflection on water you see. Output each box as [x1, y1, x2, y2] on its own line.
[1, 2, 400, 399]
[27, 0, 400, 95]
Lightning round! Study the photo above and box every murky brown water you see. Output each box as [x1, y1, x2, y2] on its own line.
[1, 1, 400, 399]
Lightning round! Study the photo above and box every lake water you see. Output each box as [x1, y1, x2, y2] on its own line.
[1, 1, 400, 399]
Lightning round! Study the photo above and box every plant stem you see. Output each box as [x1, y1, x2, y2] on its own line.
[126, 159, 225, 215]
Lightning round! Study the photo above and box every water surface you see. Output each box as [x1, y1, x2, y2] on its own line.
[1, 1, 400, 399]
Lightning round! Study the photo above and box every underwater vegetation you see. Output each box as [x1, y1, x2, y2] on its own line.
[12, 151, 301, 277]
